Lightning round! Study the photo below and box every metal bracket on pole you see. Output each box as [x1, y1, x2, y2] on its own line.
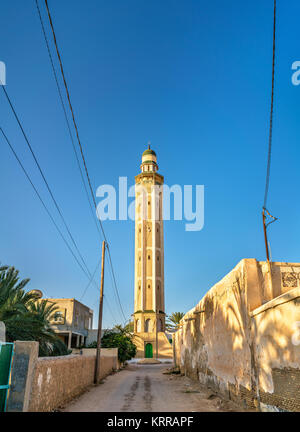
[262, 207, 278, 262]
[262, 207, 278, 299]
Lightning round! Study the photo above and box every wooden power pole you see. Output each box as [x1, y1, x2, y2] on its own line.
[94, 240, 106, 384]
[155, 310, 159, 359]
[262, 209, 270, 262]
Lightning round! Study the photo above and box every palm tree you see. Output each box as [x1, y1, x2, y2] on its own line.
[0, 265, 38, 340]
[112, 321, 134, 337]
[0, 265, 69, 356]
[27, 299, 69, 356]
[166, 312, 185, 331]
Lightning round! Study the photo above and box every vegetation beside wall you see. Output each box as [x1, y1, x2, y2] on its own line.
[87, 324, 136, 363]
[0, 265, 70, 357]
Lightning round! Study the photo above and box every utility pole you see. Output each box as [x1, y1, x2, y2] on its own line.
[262, 208, 277, 299]
[155, 310, 159, 360]
[94, 240, 106, 384]
[262, 209, 270, 262]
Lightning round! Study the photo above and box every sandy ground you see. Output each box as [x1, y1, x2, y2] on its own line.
[60, 363, 252, 412]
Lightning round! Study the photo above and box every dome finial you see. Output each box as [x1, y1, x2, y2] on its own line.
[142, 144, 156, 158]
[141, 143, 158, 172]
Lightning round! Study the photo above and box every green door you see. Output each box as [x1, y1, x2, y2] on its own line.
[145, 343, 153, 358]
[0, 342, 14, 412]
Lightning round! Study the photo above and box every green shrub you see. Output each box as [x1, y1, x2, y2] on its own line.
[101, 330, 136, 363]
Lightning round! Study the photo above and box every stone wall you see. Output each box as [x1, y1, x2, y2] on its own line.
[174, 259, 300, 412]
[71, 347, 120, 369]
[28, 353, 116, 412]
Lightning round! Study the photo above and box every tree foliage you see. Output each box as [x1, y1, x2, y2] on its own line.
[165, 312, 185, 331]
[0, 265, 70, 357]
[100, 324, 136, 363]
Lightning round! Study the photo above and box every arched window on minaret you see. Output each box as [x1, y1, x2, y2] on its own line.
[146, 250, 152, 277]
[146, 280, 152, 310]
[145, 319, 151, 333]
[156, 251, 161, 277]
[136, 319, 141, 333]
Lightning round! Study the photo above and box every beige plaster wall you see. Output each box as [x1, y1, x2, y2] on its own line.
[250, 288, 300, 411]
[28, 353, 116, 412]
[174, 259, 300, 411]
[71, 348, 120, 369]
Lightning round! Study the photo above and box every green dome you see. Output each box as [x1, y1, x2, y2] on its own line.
[142, 148, 156, 157]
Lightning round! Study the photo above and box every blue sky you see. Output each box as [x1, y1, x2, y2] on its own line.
[0, 0, 299, 328]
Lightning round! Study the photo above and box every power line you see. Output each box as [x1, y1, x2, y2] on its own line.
[106, 250, 127, 323]
[0, 127, 91, 281]
[1, 127, 103, 305]
[106, 245, 127, 323]
[104, 296, 118, 326]
[93, 255, 124, 326]
[43, 0, 127, 322]
[80, 259, 100, 301]
[35, 0, 103, 301]
[263, 0, 277, 209]
[44, 0, 107, 242]
[34, 0, 103, 241]
[93, 295, 118, 327]
[1, 84, 93, 282]
[35, 0, 107, 302]
[262, 0, 278, 262]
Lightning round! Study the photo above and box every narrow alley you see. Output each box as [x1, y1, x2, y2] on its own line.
[61, 363, 251, 412]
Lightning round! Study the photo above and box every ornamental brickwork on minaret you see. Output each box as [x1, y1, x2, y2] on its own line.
[132, 145, 172, 359]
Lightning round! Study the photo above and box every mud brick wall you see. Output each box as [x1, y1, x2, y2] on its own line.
[174, 259, 300, 412]
[258, 368, 300, 411]
[28, 354, 116, 412]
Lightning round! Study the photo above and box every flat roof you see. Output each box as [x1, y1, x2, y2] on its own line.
[42, 298, 93, 313]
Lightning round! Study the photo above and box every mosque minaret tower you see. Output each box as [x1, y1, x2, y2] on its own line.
[133, 145, 172, 359]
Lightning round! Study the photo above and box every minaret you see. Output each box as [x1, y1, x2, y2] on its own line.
[133, 145, 172, 359]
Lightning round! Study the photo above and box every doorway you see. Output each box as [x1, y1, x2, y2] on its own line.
[145, 343, 153, 358]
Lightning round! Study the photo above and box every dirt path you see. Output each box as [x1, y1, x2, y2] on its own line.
[61, 363, 251, 412]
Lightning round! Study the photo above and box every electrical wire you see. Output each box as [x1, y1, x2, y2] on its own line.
[43, 0, 127, 322]
[1, 85, 93, 281]
[44, 0, 107, 242]
[35, 0, 102, 241]
[263, 0, 277, 209]
[79, 258, 101, 301]
[106, 245, 127, 323]
[0, 127, 91, 281]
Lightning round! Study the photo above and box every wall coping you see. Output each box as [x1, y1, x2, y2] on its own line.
[250, 287, 300, 317]
[36, 354, 80, 362]
[258, 261, 300, 266]
[179, 259, 300, 324]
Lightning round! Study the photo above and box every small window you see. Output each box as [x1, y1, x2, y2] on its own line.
[157, 256, 159, 261]
[148, 284, 150, 288]
[148, 255, 150, 260]
[53, 311, 64, 324]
